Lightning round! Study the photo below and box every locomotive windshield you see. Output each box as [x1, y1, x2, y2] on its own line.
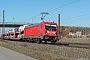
[45, 24, 57, 30]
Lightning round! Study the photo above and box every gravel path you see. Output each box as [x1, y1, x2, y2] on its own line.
[0, 46, 37, 60]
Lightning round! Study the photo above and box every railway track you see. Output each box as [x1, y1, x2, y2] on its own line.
[0, 39, 90, 49]
[55, 42, 90, 49]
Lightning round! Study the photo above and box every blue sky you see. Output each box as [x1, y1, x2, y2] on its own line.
[0, 0, 90, 27]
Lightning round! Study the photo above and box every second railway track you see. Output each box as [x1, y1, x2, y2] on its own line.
[56, 42, 90, 49]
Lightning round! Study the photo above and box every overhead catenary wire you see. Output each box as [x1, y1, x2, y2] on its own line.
[62, 13, 90, 20]
[28, 0, 80, 21]
[48, 0, 80, 12]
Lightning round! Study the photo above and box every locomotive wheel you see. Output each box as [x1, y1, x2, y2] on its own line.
[44, 41, 47, 44]
[22, 38, 26, 42]
[37, 40, 41, 44]
[41, 41, 47, 44]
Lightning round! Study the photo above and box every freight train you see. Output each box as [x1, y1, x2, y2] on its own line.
[2, 22, 59, 43]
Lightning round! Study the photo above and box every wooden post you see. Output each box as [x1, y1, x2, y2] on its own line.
[58, 14, 60, 38]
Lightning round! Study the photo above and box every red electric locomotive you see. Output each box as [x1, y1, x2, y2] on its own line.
[22, 22, 58, 43]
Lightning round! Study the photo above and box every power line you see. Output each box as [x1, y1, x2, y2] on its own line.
[31, 14, 40, 19]
[28, 0, 80, 21]
[48, 0, 80, 12]
[62, 13, 90, 20]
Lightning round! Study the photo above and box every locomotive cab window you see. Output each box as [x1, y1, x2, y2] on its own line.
[45, 24, 57, 31]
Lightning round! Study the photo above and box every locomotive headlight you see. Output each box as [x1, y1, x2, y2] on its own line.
[45, 31, 49, 34]
[47, 31, 49, 33]
[53, 32, 56, 34]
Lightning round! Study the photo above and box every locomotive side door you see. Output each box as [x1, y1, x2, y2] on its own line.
[38, 24, 42, 36]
